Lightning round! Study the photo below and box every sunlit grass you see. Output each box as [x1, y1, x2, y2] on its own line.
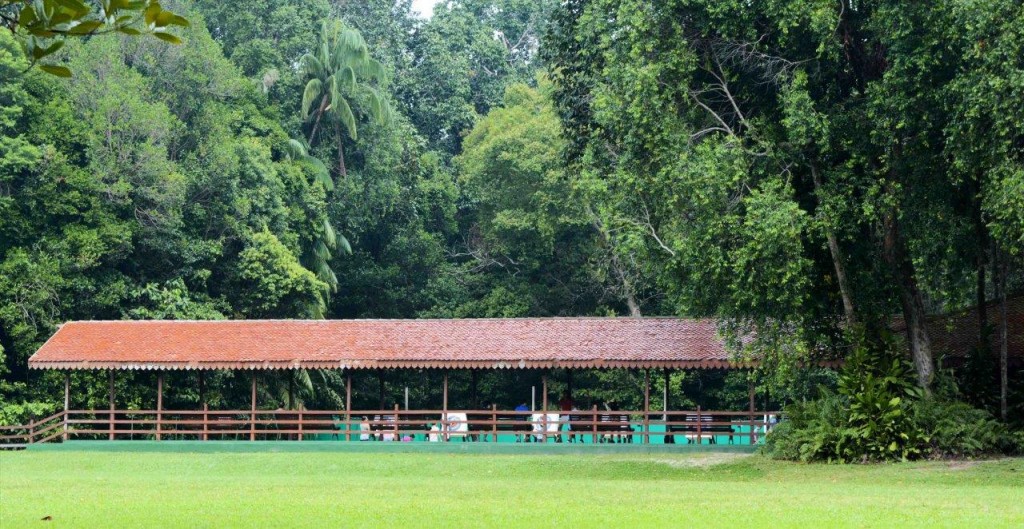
[1, 447, 1022, 528]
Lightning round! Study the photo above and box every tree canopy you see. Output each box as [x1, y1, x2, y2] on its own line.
[0, 0, 1020, 424]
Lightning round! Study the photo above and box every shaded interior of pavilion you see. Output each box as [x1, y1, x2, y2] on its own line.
[43, 366, 785, 445]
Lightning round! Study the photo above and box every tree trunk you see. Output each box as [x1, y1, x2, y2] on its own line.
[975, 199, 989, 352]
[996, 248, 1008, 421]
[308, 95, 329, 145]
[335, 121, 347, 179]
[288, 372, 295, 410]
[811, 165, 856, 327]
[882, 212, 934, 392]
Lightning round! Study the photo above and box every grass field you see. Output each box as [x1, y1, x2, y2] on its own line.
[1, 444, 1022, 528]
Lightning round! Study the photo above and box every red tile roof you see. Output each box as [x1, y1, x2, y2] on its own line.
[28, 318, 748, 371]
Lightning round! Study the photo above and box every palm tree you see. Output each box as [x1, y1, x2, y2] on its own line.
[300, 20, 391, 179]
[282, 138, 351, 291]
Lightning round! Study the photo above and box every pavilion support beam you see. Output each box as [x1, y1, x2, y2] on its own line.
[443, 371, 449, 442]
[748, 378, 756, 446]
[663, 368, 670, 421]
[470, 369, 479, 409]
[541, 374, 548, 410]
[288, 371, 295, 410]
[63, 373, 70, 441]
[156, 372, 164, 441]
[566, 369, 573, 398]
[345, 372, 352, 442]
[541, 374, 548, 443]
[108, 370, 115, 441]
[250, 372, 256, 441]
[199, 371, 208, 441]
[663, 368, 673, 444]
[643, 369, 650, 444]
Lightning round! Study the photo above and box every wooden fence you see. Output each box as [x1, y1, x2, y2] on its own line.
[0, 408, 779, 449]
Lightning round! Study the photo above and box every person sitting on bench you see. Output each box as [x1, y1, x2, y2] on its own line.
[558, 391, 574, 443]
[514, 402, 530, 442]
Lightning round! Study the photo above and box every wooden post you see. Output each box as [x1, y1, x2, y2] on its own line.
[156, 372, 164, 441]
[470, 370, 479, 409]
[345, 372, 352, 442]
[108, 370, 115, 441]
[250, 372, 256, 441]
[491, 403, 497, 442]
[663, 369, 670, 421]
[541, 374, 548, 443]
[63, 373, 70, 442]
[288, 371, 294, 410]
[199, 371, 208, 441]
[696, 405, 702, 444]
[749, 379, 756, 445]
[591, 404, 598, 444]
[394, 403, 400, 440]
[442, 371, 449, 442]
[643, 369, 650, 444]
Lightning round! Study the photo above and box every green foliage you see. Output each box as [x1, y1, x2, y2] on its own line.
[543, 0, 1024, 394]
[0, 399, 55, 426]
[912, 398, 1010, 458]
[232, 229, 328, 318]
[765, 339, 927, 462]
[124, 279, 226, 320]
[3, 0, 1021, 431]
[398, 0, 554, 156]
[299, 19, 392, 178]
[2, 0, 188, 74]
[836, 344, 927, 461]
[766, 341, 1020, 462]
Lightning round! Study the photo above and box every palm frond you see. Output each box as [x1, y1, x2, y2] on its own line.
[322, 219, 337, 248]
[284, 138, 307, 159]
[314, 239, 331, 261]
[337, 232, 352, 255]
[329, 96, 358, 140]
[308, 157, 333, 190]
[301, 79, 324, 120]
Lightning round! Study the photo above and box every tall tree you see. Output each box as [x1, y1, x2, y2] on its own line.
[299, 20, 391, 179]
[543, 0, 1023, 391]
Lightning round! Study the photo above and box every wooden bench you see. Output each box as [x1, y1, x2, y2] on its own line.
[596, 413, 633, 443]
[465, 414, 529, 442]
[665, 415, 734, 444]
[370, 414, 400, 441]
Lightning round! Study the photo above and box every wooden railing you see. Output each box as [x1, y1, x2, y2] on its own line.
[0, 408, 780, 448]
[0, 411, 68, 448]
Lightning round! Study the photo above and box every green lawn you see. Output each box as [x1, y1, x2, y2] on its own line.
[1, 445, 1022, 528]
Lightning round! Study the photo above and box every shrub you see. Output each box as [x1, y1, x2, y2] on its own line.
[763, 392, 849, 462]
[765, 342, 1020, 462]
[912, 398, 1006, 458]
[0, 401, 57, 427]
[765, 340, 927, 462]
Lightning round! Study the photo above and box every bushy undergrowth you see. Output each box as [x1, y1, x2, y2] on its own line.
[765, 343, 1021, 462]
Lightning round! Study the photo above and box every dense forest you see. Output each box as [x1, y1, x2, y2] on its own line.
[1, 1, 1022, 454]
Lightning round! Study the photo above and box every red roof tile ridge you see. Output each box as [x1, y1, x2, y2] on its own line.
[62, 316, 715, 323]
